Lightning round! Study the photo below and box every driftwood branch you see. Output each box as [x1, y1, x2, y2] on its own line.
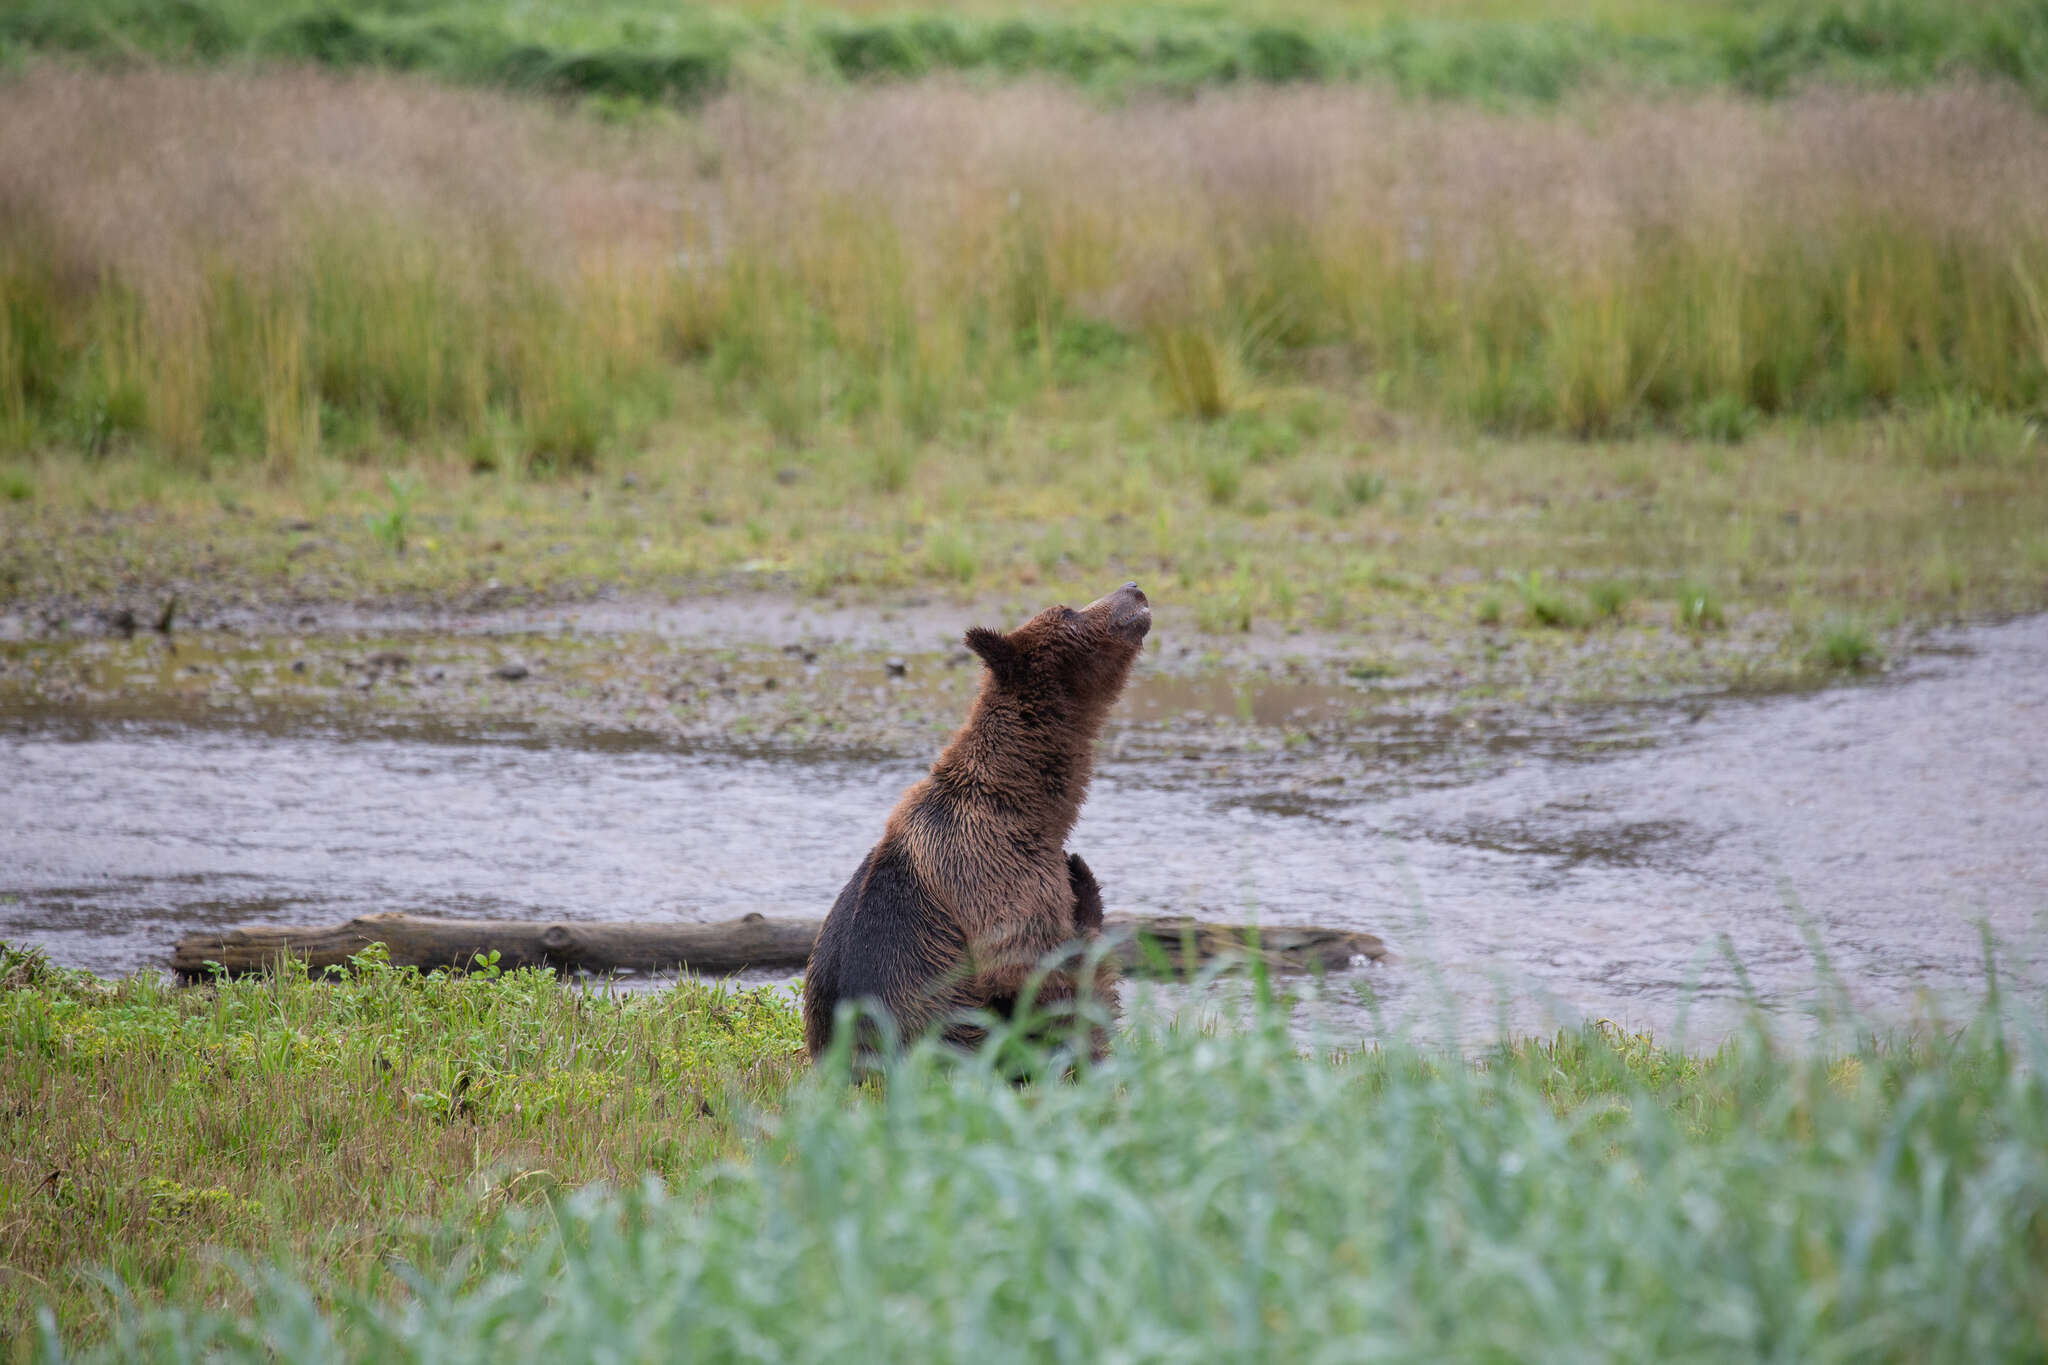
[170, 911, 1385, 981]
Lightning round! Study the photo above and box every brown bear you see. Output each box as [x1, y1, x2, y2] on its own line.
[803, 581, 1151, 1062]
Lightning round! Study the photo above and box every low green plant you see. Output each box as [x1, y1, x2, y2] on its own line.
[1683, 394, 1758, 444]
[865, 442, 915, 495]
[1198, 445, 1245, 506]
[925, 525, 977, 583]
[1195, 563, 1256, 633]
[1676, 581, 1724, 631]
[0, 465, 32, 502]
[1342, 467, 1387, 508]
[364, 472, 417, 557]
[1476, 592, 1504, 626]
[1813, 616, 1880, 671]
[1517, 569, 1586, 628]
[1894, 395, 2042, 470]
[1220, 409, 1300, 464]
[1587, 579, 1631, 620]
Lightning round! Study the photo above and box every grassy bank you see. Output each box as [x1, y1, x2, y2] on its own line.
[0, 945, 805, 1351]
[7, 0, 2048, 107]
[6, 384, 2046, 672]
[9, 945, 2045, 1361]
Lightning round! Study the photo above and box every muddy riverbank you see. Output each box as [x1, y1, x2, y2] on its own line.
[0, 585, 1892, 764]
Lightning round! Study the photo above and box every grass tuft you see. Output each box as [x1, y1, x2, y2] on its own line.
[1153, 326, 1245, 423]
[1813, 616, 1881, 671]
[363, 472, 417, 558]
[1587, 579, 1632, 620]
[1676, 582, 1725, 631]
[924, 525, 978, 584]
[1517, 569, 1586, 628]
[1891, 395, 2042, 470]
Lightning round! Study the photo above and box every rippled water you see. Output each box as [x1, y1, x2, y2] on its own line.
[4, 616, 2044, 1047]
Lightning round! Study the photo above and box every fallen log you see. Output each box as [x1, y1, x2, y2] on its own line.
[170, 911, 1385, 981]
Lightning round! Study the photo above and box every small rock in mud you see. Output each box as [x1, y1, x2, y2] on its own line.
[495, 662, 531, 682]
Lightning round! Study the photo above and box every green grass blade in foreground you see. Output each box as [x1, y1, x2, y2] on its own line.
[61, 985, 2048, 1364]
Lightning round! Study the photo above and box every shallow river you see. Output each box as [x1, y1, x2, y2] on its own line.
[4, 616, 2044, 1048]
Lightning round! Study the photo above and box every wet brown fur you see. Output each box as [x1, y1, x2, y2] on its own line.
[803, 584, 1150, 1060]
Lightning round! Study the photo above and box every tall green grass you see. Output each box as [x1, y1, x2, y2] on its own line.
[5, 70, 2048, 471]
[7, 0, 2048, 105]
[40, 974, 2048, 1363]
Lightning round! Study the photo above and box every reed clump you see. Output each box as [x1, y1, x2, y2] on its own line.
[5, 68, 2048, 470]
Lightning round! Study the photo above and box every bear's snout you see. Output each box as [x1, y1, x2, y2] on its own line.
[1101, 581, 1150, 641]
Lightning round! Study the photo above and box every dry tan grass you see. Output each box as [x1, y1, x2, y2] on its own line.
[3, 65, 2046, 460]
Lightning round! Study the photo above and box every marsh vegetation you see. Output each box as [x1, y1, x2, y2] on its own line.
[7, 945, 2046, 1360]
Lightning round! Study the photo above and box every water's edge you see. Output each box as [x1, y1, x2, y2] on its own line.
[5, 615, 2044, 1047]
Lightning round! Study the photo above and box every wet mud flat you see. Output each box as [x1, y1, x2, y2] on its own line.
[0, 586, 1829, 760]
[3, 615, 2044, 1049]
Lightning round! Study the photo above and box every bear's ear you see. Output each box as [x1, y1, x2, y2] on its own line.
[963, 626, 1022, 684]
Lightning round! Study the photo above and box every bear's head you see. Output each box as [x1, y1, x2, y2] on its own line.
[963, 582, 1151, 710]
